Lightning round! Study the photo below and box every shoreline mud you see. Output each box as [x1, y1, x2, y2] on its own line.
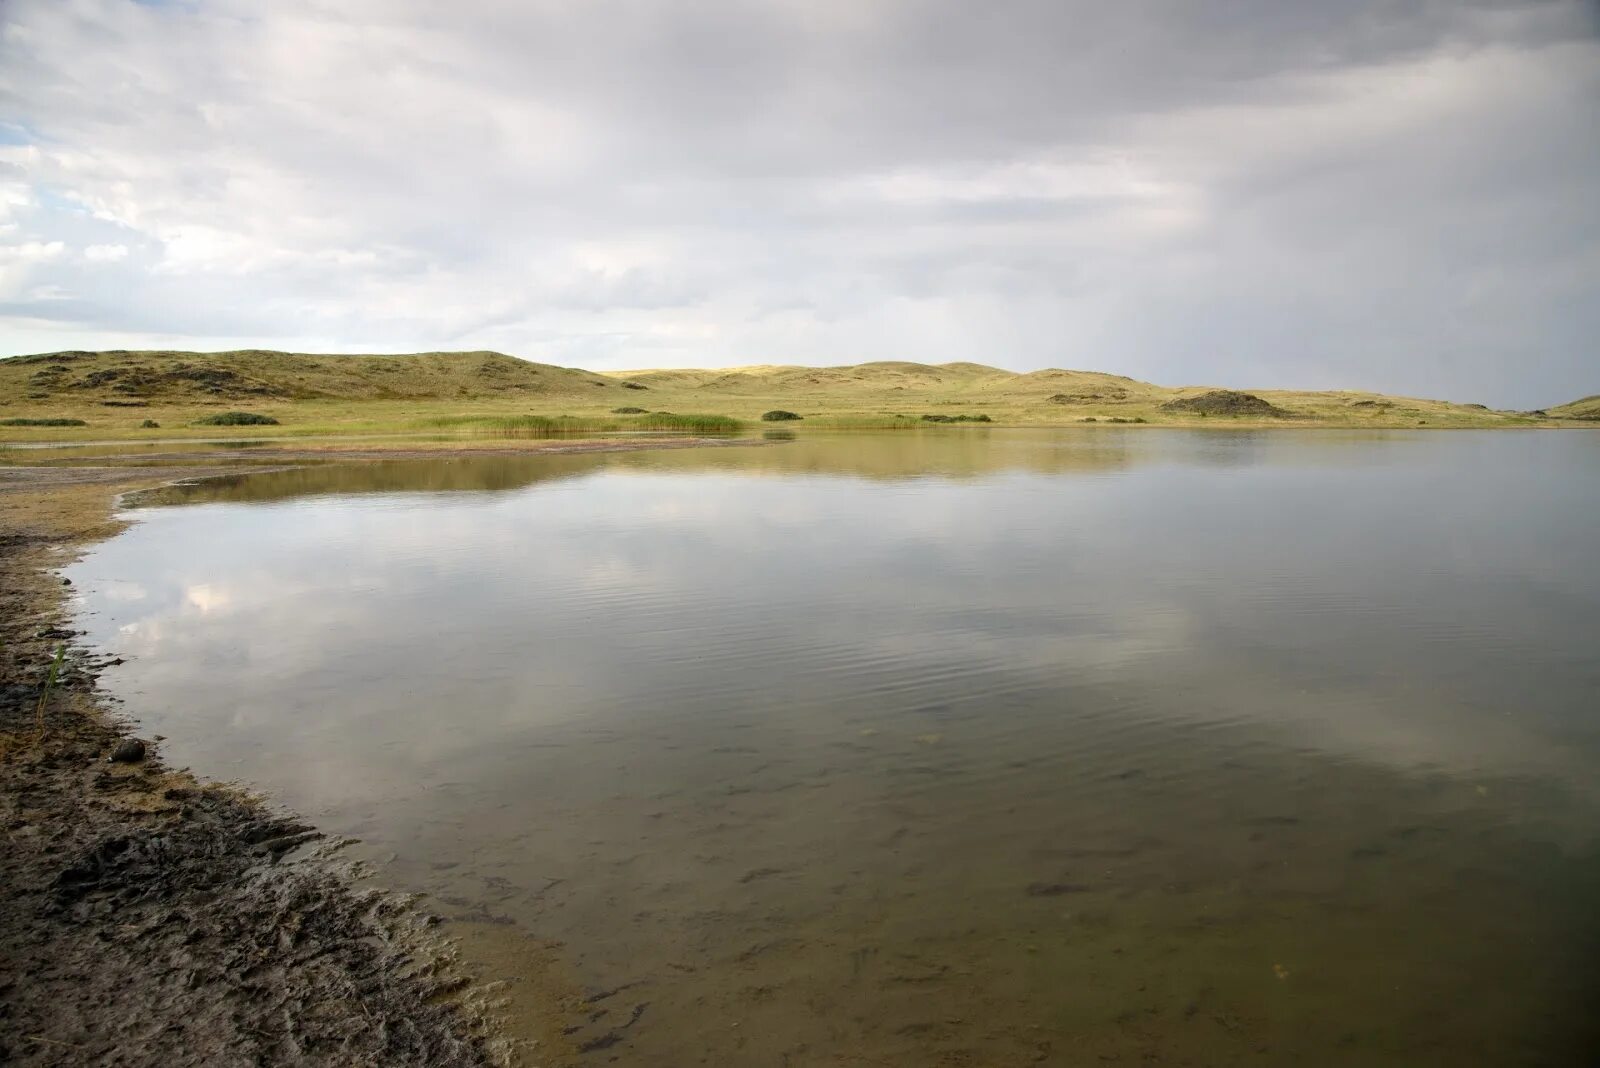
[0, 436, 748, 1066]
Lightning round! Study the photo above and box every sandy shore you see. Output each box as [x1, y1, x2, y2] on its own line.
[0, 436, 749, 1066]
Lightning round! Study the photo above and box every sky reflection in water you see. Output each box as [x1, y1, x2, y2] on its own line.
[71, 429, 1600, 1066]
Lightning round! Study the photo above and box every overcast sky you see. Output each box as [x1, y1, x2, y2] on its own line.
[1, 1, 1595, 405]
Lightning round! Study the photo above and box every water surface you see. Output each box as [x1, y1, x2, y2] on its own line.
[70, 429, 1600, 1065]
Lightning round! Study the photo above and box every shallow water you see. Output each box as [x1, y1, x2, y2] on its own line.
[69, 429, 1600, 1065]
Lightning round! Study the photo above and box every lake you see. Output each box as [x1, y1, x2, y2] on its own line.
[68, 429, 1600, 1066]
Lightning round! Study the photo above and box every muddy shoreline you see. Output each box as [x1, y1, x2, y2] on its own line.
[0, 436, 749, 1066]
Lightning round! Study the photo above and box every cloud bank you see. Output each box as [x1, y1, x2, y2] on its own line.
[1, 0, 1596, 405]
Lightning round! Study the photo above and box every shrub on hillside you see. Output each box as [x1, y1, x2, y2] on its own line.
[193, 411, 279, 426]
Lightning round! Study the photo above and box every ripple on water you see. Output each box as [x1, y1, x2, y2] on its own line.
[68, 429, 1600, 1066]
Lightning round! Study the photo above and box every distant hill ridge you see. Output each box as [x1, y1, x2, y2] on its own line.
[0, 349, 1182, 405]
[0, 349, 1587, 423]
[0, 349, 623, 402]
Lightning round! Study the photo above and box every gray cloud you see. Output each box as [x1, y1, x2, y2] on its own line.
[1, 0, 1595, 405]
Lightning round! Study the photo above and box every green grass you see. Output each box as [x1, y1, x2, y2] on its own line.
[35, 644, 65, 739]
[1, 417, 87, 427]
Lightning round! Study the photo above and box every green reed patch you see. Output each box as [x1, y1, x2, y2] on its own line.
[803, 414, 923, 429]
[424, 412, 742, 435]
[1, 417, 88, 427]
[636, 412, 742, 432]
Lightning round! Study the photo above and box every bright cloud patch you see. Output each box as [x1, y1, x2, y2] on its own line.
[84, 243, 130, 263]
[0, 0, 1595, 407]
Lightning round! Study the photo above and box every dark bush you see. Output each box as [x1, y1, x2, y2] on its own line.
[761, 410, 803, 421]
[1160, 390, 1290, 418]
[192, 411, 280, 426]
[611, 406, 648, 414]
[0, 417, 87, 427]
[139, 419, 160, 428]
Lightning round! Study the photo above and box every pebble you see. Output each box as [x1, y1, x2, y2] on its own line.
[109, 738, 147, 763]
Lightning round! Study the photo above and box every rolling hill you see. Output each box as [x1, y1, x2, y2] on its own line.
[0, 349, 629, 402]
[0, 349, 1586, 435]
[1547, 394, 1600, 421]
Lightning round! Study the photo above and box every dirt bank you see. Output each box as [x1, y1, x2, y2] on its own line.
[0, 436, 748, 1066]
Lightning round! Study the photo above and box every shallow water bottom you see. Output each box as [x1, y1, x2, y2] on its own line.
[362, 695, 1597, 1065]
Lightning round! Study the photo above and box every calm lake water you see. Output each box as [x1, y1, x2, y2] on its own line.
[69, 429, 1600, 1066]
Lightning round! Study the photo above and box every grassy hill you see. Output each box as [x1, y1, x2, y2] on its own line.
[0, 349, 1586, 439]
[1548, 394, 1600, 421]
[0, 349, 628, 402]
[598, 360, 1568, 428]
